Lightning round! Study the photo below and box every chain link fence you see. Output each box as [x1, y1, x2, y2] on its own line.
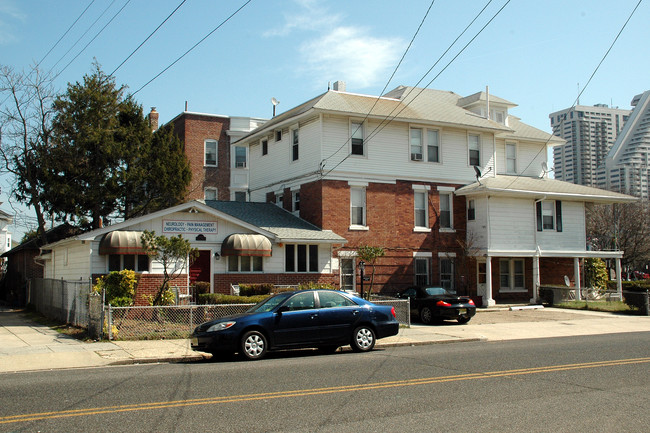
[106, 299, 411, 340]
[28, 278, 92, 327]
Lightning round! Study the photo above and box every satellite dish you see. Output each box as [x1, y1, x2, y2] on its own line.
[564, 275, 570, 287]
[271, 97, 280, 117]
[542, 161, 548, 172]
[474, 166, 482, 184]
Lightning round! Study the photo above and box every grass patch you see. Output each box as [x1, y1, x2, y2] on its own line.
[20, 308, 91, 341]
[553, 299, 640, 314]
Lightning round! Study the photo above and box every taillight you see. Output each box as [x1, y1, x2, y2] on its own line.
[436, 300, 452, 307]
[391, 307, 396, 318]
[468, 299, 475, 306]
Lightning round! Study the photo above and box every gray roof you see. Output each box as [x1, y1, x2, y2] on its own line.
[455, 175, 638, 203]
[205, 201, 346, 243]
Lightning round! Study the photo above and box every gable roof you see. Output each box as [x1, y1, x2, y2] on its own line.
[455, 175, 637, 203]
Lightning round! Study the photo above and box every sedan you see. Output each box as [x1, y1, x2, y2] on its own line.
[190, 289, 400, 360]
[396, 286, 476, 325]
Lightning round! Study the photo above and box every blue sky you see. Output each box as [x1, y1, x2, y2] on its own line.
[1, 0, 648, 238]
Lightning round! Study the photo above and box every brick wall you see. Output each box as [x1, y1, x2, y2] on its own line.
[172, 113, 231, 200]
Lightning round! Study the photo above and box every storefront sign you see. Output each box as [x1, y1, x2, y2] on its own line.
[163, 220, 218, 234]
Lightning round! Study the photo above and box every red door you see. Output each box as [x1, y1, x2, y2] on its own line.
[189, 250, 211, 286]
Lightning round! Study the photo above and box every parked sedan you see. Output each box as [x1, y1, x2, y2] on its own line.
[396, 286, 476, 325]
[190, 290, 400, 360]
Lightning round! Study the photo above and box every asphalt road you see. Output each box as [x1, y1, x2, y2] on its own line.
[1, 332, 649, 432]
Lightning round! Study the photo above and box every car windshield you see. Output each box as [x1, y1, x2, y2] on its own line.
[424, 287, 449, 296]
[247, 292, 293, 313]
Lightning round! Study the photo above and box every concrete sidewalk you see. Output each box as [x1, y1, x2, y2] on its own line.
[1, 306, 649, 374]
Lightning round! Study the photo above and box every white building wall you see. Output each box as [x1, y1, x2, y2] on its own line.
[51, 243, 92, 280]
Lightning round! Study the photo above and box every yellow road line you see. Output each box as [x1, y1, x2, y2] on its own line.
[2, 357, 649, 425]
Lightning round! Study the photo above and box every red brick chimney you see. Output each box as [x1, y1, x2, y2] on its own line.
[148, 107, 159, 132]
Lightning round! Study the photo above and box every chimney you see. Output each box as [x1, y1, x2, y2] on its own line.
[332, 81, 346, 92]
[148, 107, 159, 132]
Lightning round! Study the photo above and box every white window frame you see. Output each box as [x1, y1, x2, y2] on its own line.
[339, 251, 358, 292]
[439, 252, 456, 293]
[228, 255, 263, 273]
[292, 190, 300, 213]
[506, 142, 517, 174]
[350, 120, 365, 157]
[291, 127, 299, 161]
[204, 187, 218, 201]
[499, 258, 526, 292]
[234, 145, 247, 168]
[468, 133, 480, 167]
[409, 127, 423, 161]
[542, 201, 555, 230]
[204, 139, 218, 167]
[412, 185, 431, 232]
[232, 190, 247, 202]
[285, 244, 319, 273]
[349, 184, 367, 230]
[413, 252, 432, 286]
[437, 186, 455, 232]
[427, 129, 440, 163]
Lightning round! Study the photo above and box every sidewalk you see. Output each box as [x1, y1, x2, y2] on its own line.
[1, 306, 649, 374]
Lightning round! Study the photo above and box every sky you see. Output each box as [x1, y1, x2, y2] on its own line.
[1, 0, 648, 240]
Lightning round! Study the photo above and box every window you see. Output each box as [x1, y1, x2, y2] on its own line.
[285, 244, 318, 272]
[234, 191, 246, 202]
[292, 128, 299, 161]
[415, 257, 429, 286]
[275, 130, 282, 142]
[500, 259, 525, 291]
[284, 291, 315, 311]
[108, 255, 149, 272]
[262, 139, 268, 156]
[350, 187, 366, 226]
[468, 199, 475, 221]
[228, 255, 263, 272]
[205, 140, 217, 166]
[414, 191, 428, 228]
[292, 191, 300, 212]
[468, 134, 480, 166]
[234, 146, 246, 168]
[351, 121, 364, 156]
[319, 291, 356, 308]
[427, 130, 439, 162]
[204, 188, 217, 201]
[536, 200, 562, 232]
[439, 192, 452, 229]
[340, 258, 355, 291]
[506, 143, 517, 173]
[410, 128, 423, 161]
[276, 193, 284, 207]
[440, 257, 454, 292]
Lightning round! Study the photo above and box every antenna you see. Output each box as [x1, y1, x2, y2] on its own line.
[271, 97, 280, 117]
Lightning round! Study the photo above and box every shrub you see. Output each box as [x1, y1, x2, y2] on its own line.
[619, 281, 650, 311]
[93, 270, 138, 307]
[198, 293, 269, 305]
[298, 282, 336, 291]
[238, 283, 274, 296]
[193, 281, 211, 295]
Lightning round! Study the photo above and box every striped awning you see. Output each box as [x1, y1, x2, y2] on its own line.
[221, 234, 272, 257]
[99, 231, 146, 255]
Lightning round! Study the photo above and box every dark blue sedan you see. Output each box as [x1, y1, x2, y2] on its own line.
[190, 290, 400, 360]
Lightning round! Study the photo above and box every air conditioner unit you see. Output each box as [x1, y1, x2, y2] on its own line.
[235, 162, 246, 168]
[411, 153, 423, 161]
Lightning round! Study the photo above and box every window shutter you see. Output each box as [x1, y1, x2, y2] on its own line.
[536, 201, 542, 231]
[555, 201, 563, 232]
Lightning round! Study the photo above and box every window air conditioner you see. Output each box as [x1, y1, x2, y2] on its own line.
[411, 153, 423, 161]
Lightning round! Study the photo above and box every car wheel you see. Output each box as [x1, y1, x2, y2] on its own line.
[420, 307, 433, 325]
[457, 316, 471, 325]
[351, 326, 376, 352]
[240, 330, 267, 360]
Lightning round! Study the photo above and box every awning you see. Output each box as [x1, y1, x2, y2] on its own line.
[221, 234, 272, 257]
[99, 231, 146, 255]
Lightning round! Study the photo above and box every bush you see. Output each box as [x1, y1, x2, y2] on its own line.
[619, 282, 650, 311]
[94, 270, 138, 307]
[238, 283, 274, 296]
[198, 293, 269, 305]
[297, 282, 336, 291]
[193, 281, 211, 295]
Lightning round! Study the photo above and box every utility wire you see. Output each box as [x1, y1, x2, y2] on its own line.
[131, 0, 254, 96]
[108, 0, 187, 78]
[502, 0, 643, 191]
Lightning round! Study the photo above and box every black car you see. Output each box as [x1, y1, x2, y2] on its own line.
[190, 289, 400, 360]
[396, 286, 476, 324]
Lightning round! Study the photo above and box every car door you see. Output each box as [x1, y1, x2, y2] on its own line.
[315, 291, 362, 343]
[272, 291, 320, 347]
[400, 287, 420, 316]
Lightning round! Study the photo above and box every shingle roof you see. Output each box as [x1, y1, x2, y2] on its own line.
[455, 175, 638, 203]
[205, 201, 346, 243]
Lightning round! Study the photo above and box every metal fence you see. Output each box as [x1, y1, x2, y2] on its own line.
[539, 286, 650, 315]
[106, 299, 411, 341]
[28, 278, 92, 327]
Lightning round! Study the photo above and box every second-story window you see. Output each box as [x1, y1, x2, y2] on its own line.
[262, 139, 268, 156]
[410, 128, 423, 161]
[293, 191, 300, 212]
[234, 146, 247, 168]
[506, 142, 517, 173]
[427, 130, 440, 163]
[468, 199, 475, 221]
[536, 200, 562, 232]
[204, 187, 217, 201]
[292, 128, 299, 161]
[351, 121, 364, 156]
[439, 192, 453, 229]
[205, 140, 217, 166]
[350, 186, 366, 227]
[468, 134, 480, 166]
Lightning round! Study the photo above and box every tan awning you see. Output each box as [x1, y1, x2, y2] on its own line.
[222, 234, 272, 257]
[99, 231, 146, 255]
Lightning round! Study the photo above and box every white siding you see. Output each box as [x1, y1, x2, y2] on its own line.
[51, 243, 92, 280]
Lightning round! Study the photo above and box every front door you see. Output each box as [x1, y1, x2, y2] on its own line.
[476, 260, 486, 299]
[189, 250, 211, 287]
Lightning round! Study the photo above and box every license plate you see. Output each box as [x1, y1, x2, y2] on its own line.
[458, 308, 467, 314]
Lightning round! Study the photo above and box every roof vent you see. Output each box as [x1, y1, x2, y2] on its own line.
[332, 81, 346, 92]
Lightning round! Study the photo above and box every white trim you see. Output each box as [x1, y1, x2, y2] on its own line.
[413, 251, 433, 257]
[348, 181, 369, 187]
[412, 184, 431, 191]
[437, 186, 455, 192]
[438, 252, 456, 258]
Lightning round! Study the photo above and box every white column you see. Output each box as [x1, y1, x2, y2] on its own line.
[574, 257, 581, 301]
[484, 256, 496, 307]
[616, 258, 623, 299]
[531, 255, 540, 304]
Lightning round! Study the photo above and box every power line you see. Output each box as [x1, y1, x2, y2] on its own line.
[108, 0, 187, 78]
[131, 0, 254, 96]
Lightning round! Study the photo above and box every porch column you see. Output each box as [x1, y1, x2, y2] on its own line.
[616, 257, 623, 299]
[531, 255, 540, 304]
[574, 257, 581, 301]
[484, 256, 496, 307]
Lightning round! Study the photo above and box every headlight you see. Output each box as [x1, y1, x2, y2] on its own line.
[207, 321, 236, 332]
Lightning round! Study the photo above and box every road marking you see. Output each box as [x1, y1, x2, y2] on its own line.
[2, 356, 649, 425]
